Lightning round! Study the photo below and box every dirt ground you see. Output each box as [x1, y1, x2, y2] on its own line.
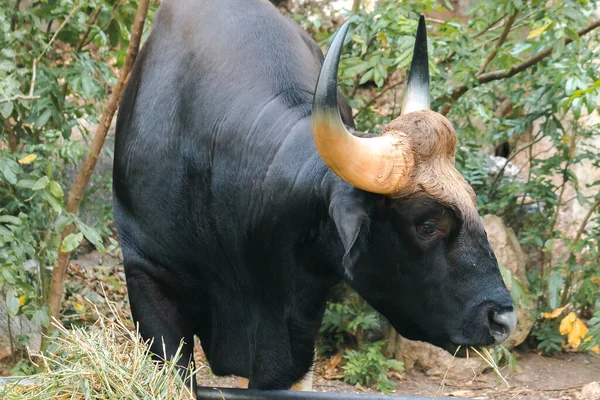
[65, 252, 600, 399]
[3, 251, 598, 399]
[194, 340, 600, 400]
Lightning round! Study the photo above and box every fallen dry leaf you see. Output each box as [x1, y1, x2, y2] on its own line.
[18, 154, 37, 164]
[559, 312, 599, 353]
[541, 305, 568, 319]
[354, 382, 367, 392]
[326, 354, 342, 371]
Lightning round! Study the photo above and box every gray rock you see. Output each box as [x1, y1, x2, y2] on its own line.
[483, 155, 521, 181]
[579, 382, 600, 400]
[482, 214, 534, 350]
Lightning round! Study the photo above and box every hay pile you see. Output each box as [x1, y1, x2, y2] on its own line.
[0, 303, 198, 400]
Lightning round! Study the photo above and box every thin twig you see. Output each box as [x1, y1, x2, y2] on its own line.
[439, 19, 600, 115]
[560, 190, 600, 305]
[488, 132, 544, 199]
[61, 6, 105, 97]
[82, 0, 124, 50]
[472, 12, 509, 39]
[355, 79, 405, 118]
[37, 3, 82, 62]
[476, 9, 542, 47]
[47, 0, 151, 322]
[0, 58, 38, 104]
[478, 10, 519, 75]
[77, 7, 103, 52]
[0, 94, 40, 104]
[1, 3, 78, 105]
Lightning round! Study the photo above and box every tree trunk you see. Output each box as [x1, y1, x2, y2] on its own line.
[46, 0, 151, 323]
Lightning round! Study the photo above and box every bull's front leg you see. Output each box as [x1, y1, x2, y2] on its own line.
[237, 351, 315, 391]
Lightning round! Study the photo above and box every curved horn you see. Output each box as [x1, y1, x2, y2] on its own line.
[402, 15, 430, 115]
[312, 22, 414, 194]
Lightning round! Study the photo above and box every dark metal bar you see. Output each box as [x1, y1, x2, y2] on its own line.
[197, 387, 460, 400]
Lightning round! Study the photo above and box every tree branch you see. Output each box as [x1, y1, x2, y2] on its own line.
[0, 59, 37, 105]
[472, 12, 508, 39]
[560, 191, 600, 306]
[37, 4, 82, 62]
[77, 6, 103, 52]
[47, 0, 151, 321]
[0, 94, 39, 104]
[355, 79, 405, 118]
[487, 131, 544, 199]
[478, 10, 519, 75]
[2, 4, 78, 105]
[440, 19, 600, 115]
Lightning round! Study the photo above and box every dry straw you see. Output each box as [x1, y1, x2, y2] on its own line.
[0, 300, 200, 399]
[436, 345, 510, 398]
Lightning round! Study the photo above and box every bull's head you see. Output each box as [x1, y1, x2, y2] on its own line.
[312, 16, 516, 351]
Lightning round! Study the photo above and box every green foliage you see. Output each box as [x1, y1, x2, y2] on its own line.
[342, 341, 404, 393]
[532, 325, 564, 355]
[319, 287, 398, 390]
[582, 301, 600, 351]
[0, 0, 158, 359]
[317, 0, 600, 358]
[320, 289, 381, 351]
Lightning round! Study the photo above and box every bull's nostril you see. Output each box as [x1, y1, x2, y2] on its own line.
[489, 309, 517, 344]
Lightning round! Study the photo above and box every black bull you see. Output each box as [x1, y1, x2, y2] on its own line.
[113, 0, 517, 390]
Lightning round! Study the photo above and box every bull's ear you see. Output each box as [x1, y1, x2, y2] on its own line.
[329, 189, 369, 277]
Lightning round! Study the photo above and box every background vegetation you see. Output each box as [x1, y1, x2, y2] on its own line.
[1, 0, 599, 393]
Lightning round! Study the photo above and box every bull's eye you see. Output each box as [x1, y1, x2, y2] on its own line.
[417, 221, 437, 236]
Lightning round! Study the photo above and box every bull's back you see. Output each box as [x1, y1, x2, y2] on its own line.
[113, 0, 323, 267]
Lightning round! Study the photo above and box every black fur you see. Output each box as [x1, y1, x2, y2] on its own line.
[113, 0, 513, 389]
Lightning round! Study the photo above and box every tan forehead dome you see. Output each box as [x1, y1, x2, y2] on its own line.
[383, 110, 457, 160]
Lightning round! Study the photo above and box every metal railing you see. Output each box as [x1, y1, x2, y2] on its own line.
[196, 387, 460, 399]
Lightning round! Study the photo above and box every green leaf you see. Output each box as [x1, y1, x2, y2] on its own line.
[74, 218, 105, 252]
[61, 232, 84, 253]
[2, 268, 16, 285]
[0, 60, 16, 72]
[1, 48, 16, 58]
[16, 179, 36, 189]
[40, 190, 62, 213]
[0, 101, 13, 119]
[108, 19, 121, 47]
[32, 307, 50, 328]
[0, 215, 22, 225]
[81, 70, 94, 97]
[359, 68, 374, 85]
[564, 27, 579, 43]
[32, 176, 50, 190]
[34, 109, 52, 128]
[48, 180, 64, 198]
[548, 272, 564, 309]
[0, 224, 14, 240]
[386, 359, 404, 371]
[6, 288, 20, 316]
[351, 34, 365, 44]
[552, 39, 565, 58]
[55, 215, 74, 233]
[1, 162, 17, 185]
[576, 191, 587, 206]
[527, 24, 551, 39]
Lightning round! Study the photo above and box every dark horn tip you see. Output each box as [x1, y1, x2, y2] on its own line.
[313, 21, 352, 114]
[401, 14, 430, 114]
